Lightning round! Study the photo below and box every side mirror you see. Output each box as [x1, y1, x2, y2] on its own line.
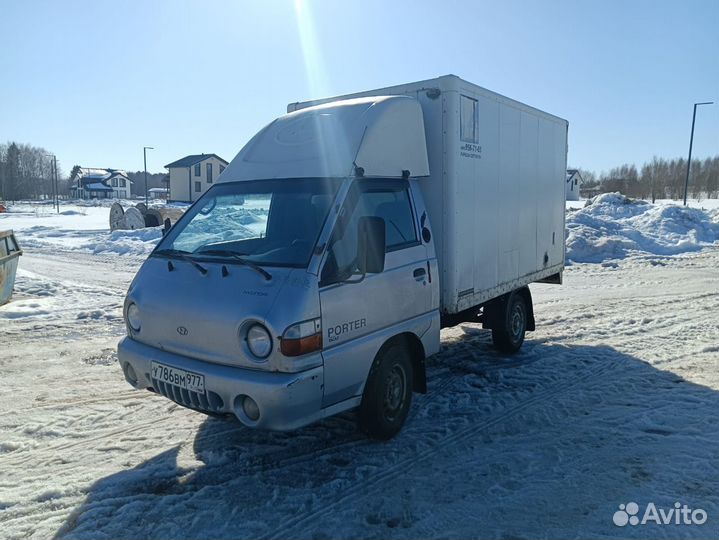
[357, 216, 385, 274]
[163, 217, 171, 236]
[420, 211, 432, 243]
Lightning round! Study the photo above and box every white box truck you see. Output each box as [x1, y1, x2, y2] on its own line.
[118, 75, 567, 439]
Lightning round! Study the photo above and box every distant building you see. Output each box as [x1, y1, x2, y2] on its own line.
[165, 154, 229, 203]
[566, 169, 583, 201]
[148, 187, 169, 200]
[70, 168, 132, 199]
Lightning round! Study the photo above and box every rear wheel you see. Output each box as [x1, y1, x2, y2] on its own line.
[491, 293, 527, 354]
[358, 343, 413, 440]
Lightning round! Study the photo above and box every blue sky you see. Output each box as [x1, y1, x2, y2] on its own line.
[1, 0, 717, 176]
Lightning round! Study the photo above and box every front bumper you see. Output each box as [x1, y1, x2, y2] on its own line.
[117, 337, 324, 430]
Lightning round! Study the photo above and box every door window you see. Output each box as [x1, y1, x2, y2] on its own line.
[326, 182, 418, 277]
[363, 189, 417, 249]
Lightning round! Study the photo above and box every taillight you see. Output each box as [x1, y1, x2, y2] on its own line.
[280, 318, 322, 357]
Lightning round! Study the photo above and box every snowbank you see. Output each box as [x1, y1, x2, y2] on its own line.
[0, 203, 164, 257]
[566, 193, 719, 263]
[86, 228, 163, 256]
[13, 227, 163, 256]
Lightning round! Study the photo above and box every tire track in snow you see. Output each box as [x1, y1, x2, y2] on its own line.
[27, 390, 142, 411]
[126, 344, 552, 482]
[408, 336, 548, 421]
[263, 356, 620, 539]
[5, 336, 547, 474]
[1, 408, 188, 468]
[9, 341, 555, 510]
[11, 352, 562, 536]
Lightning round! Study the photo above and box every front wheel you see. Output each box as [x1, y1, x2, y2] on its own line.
[358, 343, 413, 440]
[492, 293, 527, 354]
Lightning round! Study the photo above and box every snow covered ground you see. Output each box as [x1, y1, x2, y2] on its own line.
[0, 197, 718, 539]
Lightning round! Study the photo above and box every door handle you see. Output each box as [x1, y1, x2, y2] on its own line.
[413, 268, 426, 279]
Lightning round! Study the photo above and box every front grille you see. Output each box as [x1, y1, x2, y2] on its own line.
[152, 378, 224, 413]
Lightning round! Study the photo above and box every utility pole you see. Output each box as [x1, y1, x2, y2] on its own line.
[50, 157, 56, 210]
[45, 154, 59, 212]
[143, 146, 154, 206]
[683, 101, 714, 206]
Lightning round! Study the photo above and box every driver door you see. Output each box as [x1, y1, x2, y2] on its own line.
[319, 179, 431, 407]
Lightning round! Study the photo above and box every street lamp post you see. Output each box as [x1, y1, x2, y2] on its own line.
[143, 146, 154, 206]
[683, 101, 714, 206]
[53, 155, 59, 213]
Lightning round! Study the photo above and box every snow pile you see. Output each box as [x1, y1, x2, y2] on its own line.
[8, 225, 163, 256]
[85, 227, 163, 256]
[566, 193, 719, 263]
[0, 203, 166, 256]
[710, 207, 719, 225]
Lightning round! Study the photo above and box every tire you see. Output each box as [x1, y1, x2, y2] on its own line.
[491, 293, 527, 354]
[358, 343, 414, 440]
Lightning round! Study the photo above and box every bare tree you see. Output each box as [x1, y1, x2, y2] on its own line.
[579, 155, 718, 201]
[0, 141, 63, 200]
[705, 157, 719, 198]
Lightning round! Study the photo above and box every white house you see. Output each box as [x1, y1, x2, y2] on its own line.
[566, 169, 583, 201]
[165, 154, 228, 203]
[70, 167, 132, 199]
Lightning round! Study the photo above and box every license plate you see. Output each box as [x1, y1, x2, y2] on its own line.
[151, 362, 205, 394]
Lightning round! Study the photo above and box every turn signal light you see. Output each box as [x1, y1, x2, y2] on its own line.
[281, 318, 322, 357]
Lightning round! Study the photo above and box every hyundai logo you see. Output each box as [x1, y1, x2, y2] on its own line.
[176, 326, 188, 336]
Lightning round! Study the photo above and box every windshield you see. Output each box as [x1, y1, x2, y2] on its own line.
[156, 178, 341, 267]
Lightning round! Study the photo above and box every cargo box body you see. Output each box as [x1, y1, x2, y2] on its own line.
[289, 75, 568, 314]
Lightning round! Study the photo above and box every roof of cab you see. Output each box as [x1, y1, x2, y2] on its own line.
[218, 95, 430, 182]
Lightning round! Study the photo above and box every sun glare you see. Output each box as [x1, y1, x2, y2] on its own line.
[293, 0, 350, 177]
[293, 0, 329, 99]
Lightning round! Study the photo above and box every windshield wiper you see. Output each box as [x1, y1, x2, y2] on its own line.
[197, 249, 272, 281]
[154, 248, 208, 275]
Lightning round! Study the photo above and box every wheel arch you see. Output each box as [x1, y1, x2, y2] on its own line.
[483, 286, 535, 332]
[373, 332, 427, 394]
[515, 286, 535, 331]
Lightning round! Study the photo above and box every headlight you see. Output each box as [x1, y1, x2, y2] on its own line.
[246, 324, 272, 359]
[127, 303, 141, 332]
